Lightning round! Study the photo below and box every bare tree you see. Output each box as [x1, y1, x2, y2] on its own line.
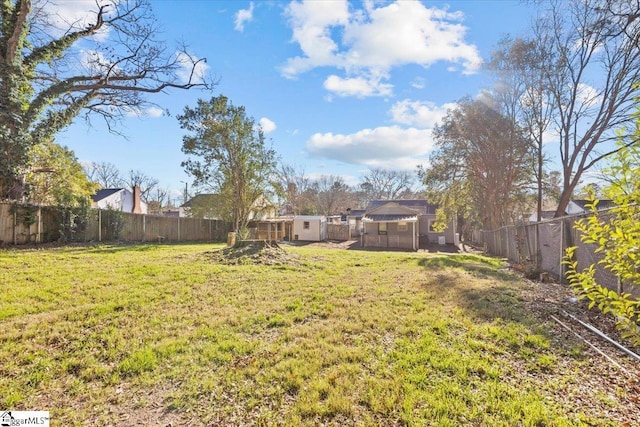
[84, 161, 123, 189]
[0, 0, 214, 199]
[309, 175, 352, 216]
[125, 169, 158, 203]
[146, 186, 171, 214]
[534, 0, 640, 217]
[275, 163, 311, 215]
[358, 168, 415, 201]
[488, 33, 555, 222]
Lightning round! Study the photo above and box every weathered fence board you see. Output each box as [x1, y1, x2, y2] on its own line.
[0, 202, 230, 245]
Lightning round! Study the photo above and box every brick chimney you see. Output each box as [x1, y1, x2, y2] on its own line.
[132, 185, 142, 214]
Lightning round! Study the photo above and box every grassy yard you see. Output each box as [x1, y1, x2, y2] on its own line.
[0, 243, 637, 426]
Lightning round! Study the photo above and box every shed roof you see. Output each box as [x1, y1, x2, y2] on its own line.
[571, 199, 616, 211]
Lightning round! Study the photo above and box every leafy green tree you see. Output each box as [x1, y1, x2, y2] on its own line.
[26, 140, 98, 207]
[179, 96, 277, 232]
[0, 0, 212, 200]
[565, 138, 640, 345]
[420, 97, 533, 231]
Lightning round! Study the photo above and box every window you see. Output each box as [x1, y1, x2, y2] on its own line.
[378, 222, 387, 235]
[398, 221, 408, 231]
[428, 219, 438, 232]
[303, 221, 310, 230]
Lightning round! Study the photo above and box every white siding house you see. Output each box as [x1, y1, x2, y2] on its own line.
[292, 215, 327, 241]
[91, 187, 148, 214]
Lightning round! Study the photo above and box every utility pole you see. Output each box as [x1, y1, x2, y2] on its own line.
[182, 181, 188, 205]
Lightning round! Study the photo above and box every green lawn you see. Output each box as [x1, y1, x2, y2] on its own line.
[0, 243, 635, 426]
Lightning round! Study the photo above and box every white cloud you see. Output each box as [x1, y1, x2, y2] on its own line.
[144, 107, 164, 118]
[124, 106, 164, 118]
[306, 126, 434, 170]
[576, 82, 602, 109]
[175, 52, 209, 84]
[390, 99, 457, 128]
[259, 117, 277, 133]
[281, 0, 481, 97]
[42, 0, 114, 41]
[234, 2, 255, 32]
[411, 77, 426, 89]
[323, 74, 393, 98]
[281, 0, 350, 77]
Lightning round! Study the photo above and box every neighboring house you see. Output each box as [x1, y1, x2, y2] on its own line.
[91, 186, 147, 214]
[361, 199, 455, 250]
[327, 215, 342, 225]
[567, 199, 616, 215]
[527, 199, 615, 222]
[181, 194, 220, 219]
[182, 193, 277, 221]
[293, 215, 327, 241]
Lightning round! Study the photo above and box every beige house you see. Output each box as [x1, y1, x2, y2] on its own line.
[361, 199, 455, 250]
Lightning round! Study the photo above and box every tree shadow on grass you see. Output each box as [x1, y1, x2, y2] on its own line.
[418, 255, 531, 324]
[419, 255, 518, 283]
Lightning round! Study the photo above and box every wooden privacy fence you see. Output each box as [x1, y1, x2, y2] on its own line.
[327, 224, 350, 241]
[0, 202, 230, 245]
[472, 211, 639, 298]
[246, 220, 292, 241]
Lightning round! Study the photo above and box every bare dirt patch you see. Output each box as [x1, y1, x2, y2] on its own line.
[204, 241, 301, 266]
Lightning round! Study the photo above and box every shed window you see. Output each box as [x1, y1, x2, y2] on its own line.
[378, 223, 387, 235]
[303, 221, 310, 230]
[398, 221, 408, 231]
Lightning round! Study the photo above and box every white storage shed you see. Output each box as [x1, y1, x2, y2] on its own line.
[292, 215, 327, 241]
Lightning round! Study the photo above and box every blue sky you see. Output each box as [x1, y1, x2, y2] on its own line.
[55, 0, 539, 202]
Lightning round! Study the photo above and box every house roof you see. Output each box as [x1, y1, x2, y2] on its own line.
[91, 188, 123, 203]
[347, 209, 366, 218]
[362, 202, 421, 222]
[362, 214, 418, 222]
[181, 193, 219, 208]
[365, 199, 437, 215]
[571, 199, 616, 211]
[294, 215, 325, 220]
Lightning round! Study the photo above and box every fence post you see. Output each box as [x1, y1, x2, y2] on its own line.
[37, 207, 42, 243]
[178, 217, 181, 241]
[505, 228, 510, 260]
[98, 210, 102, 242]
[559, 219, 564, 283]
[13, 208, 17, 245]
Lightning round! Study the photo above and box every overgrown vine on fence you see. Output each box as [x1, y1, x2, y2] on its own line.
[58, 199, 92, 242]
[9, 203, 38, 228]
[105, 208, 125, 240]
